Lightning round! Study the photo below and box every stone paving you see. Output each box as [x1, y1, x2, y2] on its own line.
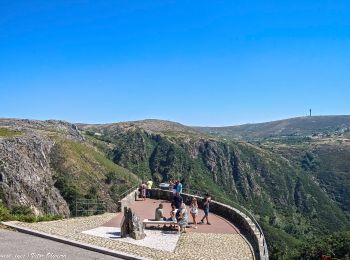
[12, 209, 254, 259]
[82, 226, 180, 252]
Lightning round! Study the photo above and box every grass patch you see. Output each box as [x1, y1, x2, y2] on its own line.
[0, 203, 63, 223]
[0, 128, 22, 137]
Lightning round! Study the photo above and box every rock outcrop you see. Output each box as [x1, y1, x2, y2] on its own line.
[0, 118, 83, 141]
[0, 132, 70, 216]
[120, 207, 146, 240]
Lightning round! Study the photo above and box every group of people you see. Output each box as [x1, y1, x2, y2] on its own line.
[138, 179, 153, 200]
[154, 179, 211, 233]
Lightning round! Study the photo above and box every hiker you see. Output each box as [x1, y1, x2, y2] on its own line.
[176, 202, 188, 233]
[155, 203, 166, 221]
[200, 193, 211, 225]
[190, 197, 199, 229]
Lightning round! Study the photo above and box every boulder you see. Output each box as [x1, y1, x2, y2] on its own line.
[121, 207, 146, 240]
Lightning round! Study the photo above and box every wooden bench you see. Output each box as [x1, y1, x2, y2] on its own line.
[142, 219, 178, 229]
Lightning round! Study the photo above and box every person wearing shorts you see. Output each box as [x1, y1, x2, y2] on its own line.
[190, 197, 198, 229]
[200, 193, 211, 225]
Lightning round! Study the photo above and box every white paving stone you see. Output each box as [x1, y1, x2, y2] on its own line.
[82, 226, 180, 252]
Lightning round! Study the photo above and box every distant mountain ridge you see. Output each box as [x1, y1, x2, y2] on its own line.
[195, 115, 350, 140]
[78, 119, 199, 135]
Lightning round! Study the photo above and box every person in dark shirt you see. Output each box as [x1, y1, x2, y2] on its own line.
[200, 193, 211, 225]
[172, 192, 183, 209]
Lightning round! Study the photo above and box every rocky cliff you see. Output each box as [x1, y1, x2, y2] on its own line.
[0, 119, 82, 216]
[0, 119, 138, 217]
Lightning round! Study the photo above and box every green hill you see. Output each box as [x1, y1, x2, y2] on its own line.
[81, 119, 350, 259]
[195, 115, 350, 140]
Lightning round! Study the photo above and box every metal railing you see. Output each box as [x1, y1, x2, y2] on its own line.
[74, 198, 106, 217]
[115, 184, 140, 202]
[182, 187, 269, 260]
[73, 183, 140, 217]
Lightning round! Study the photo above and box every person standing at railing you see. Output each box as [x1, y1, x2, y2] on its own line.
[141, 182, 147, 201]
[200, 193, 211, 225]
[146, 179, 153, 198]
[176, 179, 183, 194]
[171, 180, 177, 196]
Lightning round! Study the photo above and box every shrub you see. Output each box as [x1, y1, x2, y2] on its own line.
[11, 205, 33, 215]
[0, 204, 12, 221]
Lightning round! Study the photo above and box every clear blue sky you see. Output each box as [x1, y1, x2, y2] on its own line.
[1, 1, 350, 126]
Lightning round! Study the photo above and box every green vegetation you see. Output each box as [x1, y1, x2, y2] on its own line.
[3, 118, 349, 259]
[0, 128, 21, 137]
[82, 124, 350, 260]
[294, 231, 350, 259]
[50, 138, 139, 215]
[0, 203, 62, 223]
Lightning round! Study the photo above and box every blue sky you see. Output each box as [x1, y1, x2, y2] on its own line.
[1, 1, 350, 126]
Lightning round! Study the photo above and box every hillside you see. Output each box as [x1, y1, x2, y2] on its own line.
[1, 117, 350, 259]
[81, 119, 350, 259]
[196, 115, 350, 140]
[0, 119, 139, 217]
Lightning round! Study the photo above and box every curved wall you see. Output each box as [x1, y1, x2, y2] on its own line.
[149, 188, 268, 260]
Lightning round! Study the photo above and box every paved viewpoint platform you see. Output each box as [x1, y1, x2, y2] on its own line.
[4, 198, 254, 260]
[103, 198, 240, 234]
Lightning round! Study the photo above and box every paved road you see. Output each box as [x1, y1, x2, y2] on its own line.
[0, 229, 121, 260]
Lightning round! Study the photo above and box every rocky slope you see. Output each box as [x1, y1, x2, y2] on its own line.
[0, 132, 70, 216]
[79, 119, 350, 259]
[0, 119, 139, 217]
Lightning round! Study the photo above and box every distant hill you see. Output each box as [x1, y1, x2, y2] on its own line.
[195, 115, 350, 140]
[78, 119, 199, 135]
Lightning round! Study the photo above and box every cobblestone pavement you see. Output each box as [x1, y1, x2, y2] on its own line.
[13, 214, 254, 260]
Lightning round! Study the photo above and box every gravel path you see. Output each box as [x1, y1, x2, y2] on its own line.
[13, 213, 254, 260]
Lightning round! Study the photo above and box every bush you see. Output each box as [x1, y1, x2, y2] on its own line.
[15, 214, 37, 223]
[0, 203, 63, 223]
[36, 214, 63, 222]
[11, 205, 33, 215]
[0, 204, 12, 221]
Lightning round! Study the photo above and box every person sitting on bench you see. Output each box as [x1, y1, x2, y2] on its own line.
[167, 204, 178, 229]
[155, 203, 166, 221]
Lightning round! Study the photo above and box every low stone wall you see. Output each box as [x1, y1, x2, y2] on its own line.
[117, 188, 139, 212]
[149, 188, 266, 260]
